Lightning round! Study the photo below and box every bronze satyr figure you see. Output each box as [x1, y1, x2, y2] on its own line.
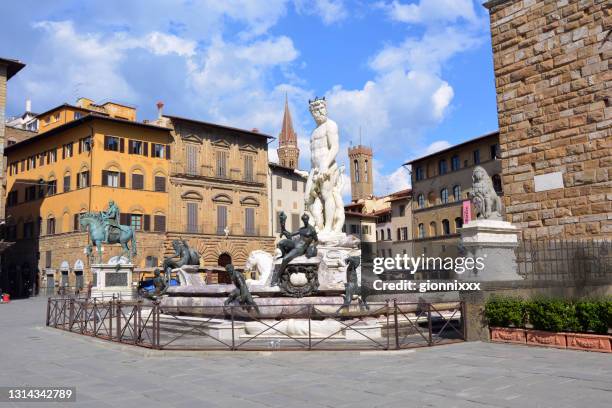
[337, 256, 369, 313]
[224, 264, 259, 314]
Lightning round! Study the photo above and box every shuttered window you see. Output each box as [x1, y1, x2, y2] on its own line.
[276, 176, 282, 189]
[154, 215, 166, 232]
[217, 205, 227, 234]
[245, 208, 255, 235]
[77, 171, 89, 188]
[244, 155, 254, 182]
[104, 136, 120, 151]
[46, 218, 56, 235]
[132, 173, 144, 190]
[186, 145, 198, 175]
[130, 214, 143, 230]
[186, 202, 198, 233]
[102, 171, 119, 187]
[154, 176, 166, 192]
[63, 175, 71, 192]
[216, 150, 228, 178]
[45, 251, 52, 268]
[291, 213, 300, 231]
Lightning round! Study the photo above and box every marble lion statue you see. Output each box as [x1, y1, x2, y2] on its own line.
[471, 165, 502, 220]
[245, 250, 274, 288]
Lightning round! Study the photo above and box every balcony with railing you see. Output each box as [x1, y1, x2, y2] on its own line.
[172, 223, 263, 237]
[171, 162, 265, 185]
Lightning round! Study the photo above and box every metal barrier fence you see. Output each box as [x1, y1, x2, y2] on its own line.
[46, 297, 465, 351]
[516, 239, 612, 281]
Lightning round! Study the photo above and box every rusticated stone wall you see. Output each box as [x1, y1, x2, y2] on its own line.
[485, 0, 611, 239]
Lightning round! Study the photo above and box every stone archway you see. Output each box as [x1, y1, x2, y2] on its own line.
[217, 253, 232, 284]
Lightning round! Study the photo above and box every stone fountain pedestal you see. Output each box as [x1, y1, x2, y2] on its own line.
[175, 265, 206, 288]
[459, 219, 522, 281]
[91, 261, 135, 299]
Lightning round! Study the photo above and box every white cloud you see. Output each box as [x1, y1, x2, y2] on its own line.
[369, 27, 482, 75]
[143, 32, 196, 57]
[28, 21, 136, 104]
[185, 36, 306, 133]
[294, 0, 348, 25]
[381, 0, 477, 25]
[424, 140, 451, 155]
[374, 164, 411, 196]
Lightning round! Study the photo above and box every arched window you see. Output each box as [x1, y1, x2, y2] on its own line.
[375, 230, 378, 241]
[364, 159, 369, 182]
[451, 155, 460, 171]
[46, 216, 56, 235]
[131, 169, 144, 190]
[442, 219, 450, 235]
[455, 217, 463, 230]
[386, 228, 391, 240]
[440, 188, 449, 204]
[492, 174, 503, 193]
[438, 159, 447, 175]
[418, 223, 425, 238]
[453, 185, 461, 201]
[418, 194, 425, 208]
[429, 221, 437, 236]
[354, 159, 360, 182]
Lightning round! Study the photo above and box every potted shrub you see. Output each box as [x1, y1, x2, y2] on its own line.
[485, 296, 526, 344]
[524, 298, 575, 348]
[565, 299, 611, 352]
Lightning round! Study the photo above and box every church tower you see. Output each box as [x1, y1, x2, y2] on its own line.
[348, 144, 373, 202]
[277, 95, 299, 169]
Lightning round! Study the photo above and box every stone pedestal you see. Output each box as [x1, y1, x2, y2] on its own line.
[91, 263, 135, 299]
[459, 219, 522, 281]
[175, 265, 206, 288]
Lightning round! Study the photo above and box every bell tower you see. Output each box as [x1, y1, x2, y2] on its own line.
[277, 94, 299, 169]
[348, 144, 373, 202]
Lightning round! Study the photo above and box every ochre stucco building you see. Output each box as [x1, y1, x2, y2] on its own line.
[3, 99, 275, 295]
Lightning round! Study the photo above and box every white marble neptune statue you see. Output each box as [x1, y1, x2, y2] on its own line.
[305, 97, 345, 241]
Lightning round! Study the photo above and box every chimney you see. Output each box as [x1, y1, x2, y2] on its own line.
[26, 99, 31, 113]
[156, 101, 164, 119]
[251, 128, 259, 133]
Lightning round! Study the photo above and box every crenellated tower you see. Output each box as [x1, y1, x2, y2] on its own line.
[348, 144, 373, 202]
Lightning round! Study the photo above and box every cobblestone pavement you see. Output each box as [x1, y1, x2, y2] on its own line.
[1, 297, 611, 407]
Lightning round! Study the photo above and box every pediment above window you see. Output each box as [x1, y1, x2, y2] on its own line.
[181, 190, 203, 200]
[212, 193, 233, 204]
[239, 144, 257, 153]
[240, 196, 259, 206]
[212, 139, 231, 149]
[182, 133, 202, 143]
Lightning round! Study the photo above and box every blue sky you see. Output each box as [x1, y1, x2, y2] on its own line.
[1, 0, 499, 197]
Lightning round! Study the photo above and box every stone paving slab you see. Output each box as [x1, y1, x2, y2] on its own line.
[1, 297, 611, 408]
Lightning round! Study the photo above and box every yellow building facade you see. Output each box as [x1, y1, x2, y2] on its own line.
[3, 100, 276, 295]
[4, 102, 172, 295]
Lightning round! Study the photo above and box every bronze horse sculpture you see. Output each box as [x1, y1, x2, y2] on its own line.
[79, 212, 137, 263]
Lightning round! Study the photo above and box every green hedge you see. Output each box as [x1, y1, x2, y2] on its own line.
[484, 296, 612, 334]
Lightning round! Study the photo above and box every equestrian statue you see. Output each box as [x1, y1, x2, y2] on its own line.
[79, 200, 137, 264]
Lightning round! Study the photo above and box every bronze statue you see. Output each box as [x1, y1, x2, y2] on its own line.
[224, 264, 259, 313]
[337, 256, 369, 312]
[150, 268, 168, 298]
[162, 240, 200, 279]
[100, 200, 120, 243]
[80, 201, 136, 263]
[272, 213, 318, 286]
